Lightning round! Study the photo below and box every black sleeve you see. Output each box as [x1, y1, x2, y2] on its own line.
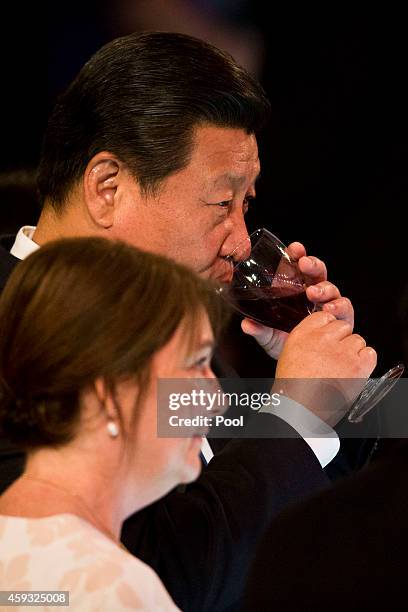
[324, 407, 381, 481]
[242, 446, 408, 612]
[121, 413, 330, 612]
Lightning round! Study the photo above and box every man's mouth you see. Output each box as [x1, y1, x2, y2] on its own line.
[215, 258, 234, 283]
[199, 257, 234, 283]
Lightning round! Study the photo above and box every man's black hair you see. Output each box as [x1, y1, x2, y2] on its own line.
[38, 31, 271, 209]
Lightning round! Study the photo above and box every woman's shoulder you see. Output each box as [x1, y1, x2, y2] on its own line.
[0, 514, 179, 610]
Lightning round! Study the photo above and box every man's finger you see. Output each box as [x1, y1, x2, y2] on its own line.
[359, 346, 378, 372]
[321, 297, 354, 326]
[325, 318, 354, 340]
[286, 241, 306, 262]
[306, 281, 341, 303]
[298, 255, 327, 285]
[241, 318, 287, 360]
[342, 333, 367, 351]
[291, 310, 337, 332]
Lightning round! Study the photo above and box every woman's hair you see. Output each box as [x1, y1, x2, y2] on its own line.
[0, 237, 225, 450]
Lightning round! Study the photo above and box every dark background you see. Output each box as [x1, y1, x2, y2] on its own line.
[2, 6, 407, 376]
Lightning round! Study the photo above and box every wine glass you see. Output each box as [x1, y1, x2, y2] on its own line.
[218, 227, 404, 423]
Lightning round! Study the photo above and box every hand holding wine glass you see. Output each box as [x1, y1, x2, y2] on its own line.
[240, 240, 354, 360]
[275, 310, 377, 426]
[218, 228, 404, 422]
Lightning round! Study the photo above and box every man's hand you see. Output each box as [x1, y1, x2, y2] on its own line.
[274, 311, 377, 425]
[241, 241, 354, 359]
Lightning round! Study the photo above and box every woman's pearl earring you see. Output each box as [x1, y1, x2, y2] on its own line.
[107, 420, 119, 438]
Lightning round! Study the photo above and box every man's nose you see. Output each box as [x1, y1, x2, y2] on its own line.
[219, 214, 251, 263]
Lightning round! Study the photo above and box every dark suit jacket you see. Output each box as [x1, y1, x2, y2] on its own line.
[243, 441, 408, 611]
[0, 235, 329, 611]
[0, 235, 19, 290]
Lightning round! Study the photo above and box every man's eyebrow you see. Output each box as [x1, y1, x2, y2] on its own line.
[212, 171, 261, 189]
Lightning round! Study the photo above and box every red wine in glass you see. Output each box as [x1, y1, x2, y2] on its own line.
[221, 228, 315, 332]
[230, 286, 313, 333]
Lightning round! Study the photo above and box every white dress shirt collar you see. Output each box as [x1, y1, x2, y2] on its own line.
[10, 226, 39, 260]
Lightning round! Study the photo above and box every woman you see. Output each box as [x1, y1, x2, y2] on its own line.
[0, 237, 223, 610]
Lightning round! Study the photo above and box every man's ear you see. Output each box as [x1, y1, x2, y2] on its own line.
[83, 152, 121, 228]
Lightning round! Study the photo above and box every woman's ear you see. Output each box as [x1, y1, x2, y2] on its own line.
[93, 377, 117, 419]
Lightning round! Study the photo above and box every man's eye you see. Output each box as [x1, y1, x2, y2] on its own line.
[243, 196, 255, 214]
[217, 200, 232, 208]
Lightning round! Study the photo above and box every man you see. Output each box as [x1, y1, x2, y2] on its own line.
[0, 32, 376, 611]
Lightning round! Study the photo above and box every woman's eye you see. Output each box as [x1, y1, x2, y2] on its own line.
[193, 357, 209, 370]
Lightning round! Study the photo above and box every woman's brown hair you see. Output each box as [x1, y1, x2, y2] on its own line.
[0, 237, 224, 449]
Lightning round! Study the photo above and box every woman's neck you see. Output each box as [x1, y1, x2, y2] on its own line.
[0, 448, 126, 541]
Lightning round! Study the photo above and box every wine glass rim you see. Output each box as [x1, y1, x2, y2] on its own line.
[250, 227, 286, 246]
[227, 227, 288, 268]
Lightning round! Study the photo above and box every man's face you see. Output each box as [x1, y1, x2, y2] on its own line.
[113, 125, 260, 281]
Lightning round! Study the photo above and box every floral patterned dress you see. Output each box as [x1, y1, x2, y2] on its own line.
[0, 513, 179, 611]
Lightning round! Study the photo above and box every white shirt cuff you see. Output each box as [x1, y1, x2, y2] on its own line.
[260, 396, 340, 468]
